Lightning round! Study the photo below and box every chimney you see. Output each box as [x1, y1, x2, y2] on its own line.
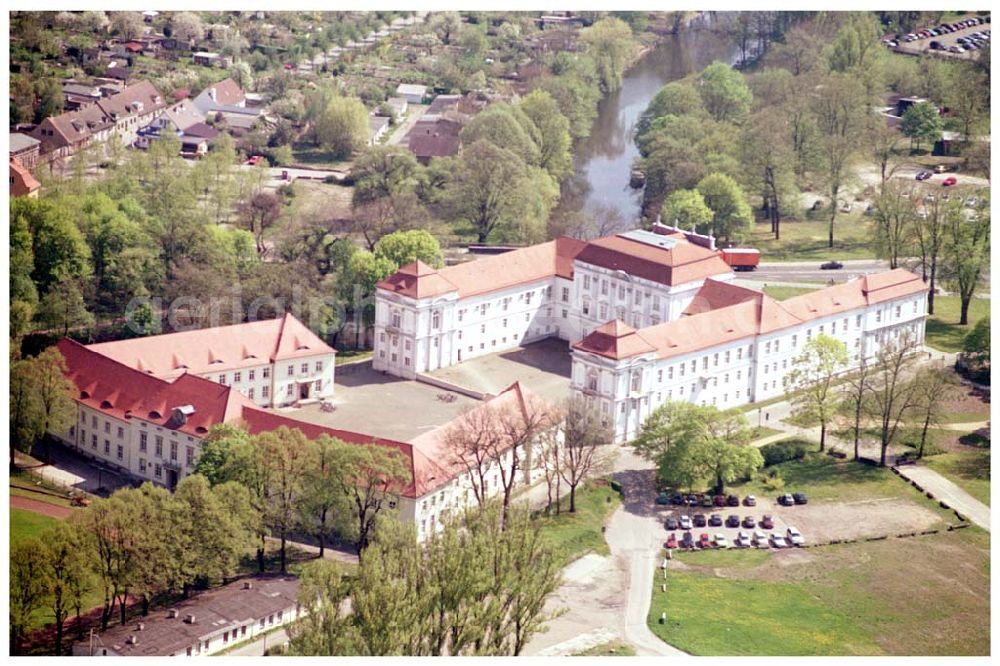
[167, 609, 179, 619]
[136, 622, 145, 631]
[209, 88, 217, 102]
[126, 635, 138, 646]
[243, 581, 253, 590]
[184, 614, 196, 624]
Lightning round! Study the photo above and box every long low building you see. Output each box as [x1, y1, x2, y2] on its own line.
[73, 575, 300, 656]
[54, 317, 548, 541]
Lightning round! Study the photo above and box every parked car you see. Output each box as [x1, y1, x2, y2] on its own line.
[656, 493, 670, 505]
[665, 517, 679, 531]
[787, 527, 805, 547]
[687, 494, 701, 506]
[742, 516, 757, 529]
[681, 532, 695, 549]
[820, 260, 844, 270]
[793, 492, 808, 505]
[245, 155, 264, 166]
[726, 514, 740, 528]
[934, 164, 948, 173]
[770, 533, 789, 548]
[950, 45, 966, 53]
[693, 514, 707, 527]
[701, 495, 714, 508]
[942, 176, 958, 187]
[709, 514, 723, 527]
[760, 515, 775, 529]
[679, 515, 692, 530]
[727, 495, 740, 507]
[916, 170, 933, 181]
[743, 495, 757, 507]
[713, 495, 727, 507]
[735, 531, 751, 548]
[671, 493, 685, 505]
[752, 530, 769, 548]
[714, 534, 729, 549]
[777, 494, 795, 506]
[698, 533, 712, 549]
[665, 534, 678, 549]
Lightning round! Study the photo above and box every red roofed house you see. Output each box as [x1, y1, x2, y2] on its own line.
[53, 325, 549, 540]
[572, 269, 927, 442]
[10, 156, 41, 198]
[85, 313, 336, 408]
[373, 226, 733, 379]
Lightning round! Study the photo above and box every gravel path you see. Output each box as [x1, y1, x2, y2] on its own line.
[895, 464, 991, 531]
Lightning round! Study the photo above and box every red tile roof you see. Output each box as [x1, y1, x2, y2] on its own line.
[197, 78, 245, 107]
[573, 320, 656, 360]
[377, 237, 586, 301]
[57, 338, 252, 438]
[574, 233, 731, 287]
[87, 313, 334, 380]
[9, 157, 40, 196]
[682, 279, 761, 316]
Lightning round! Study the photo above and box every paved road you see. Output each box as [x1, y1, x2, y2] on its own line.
[894, 465, 991, 531]
[749, 259, 891, 284]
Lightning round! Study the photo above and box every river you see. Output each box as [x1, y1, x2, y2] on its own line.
[557, 27, 741, 225]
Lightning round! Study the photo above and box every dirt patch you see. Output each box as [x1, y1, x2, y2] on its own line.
[934, 427, 991, 453]
[11, 495, 74, 520]
[785, 497, 943, 542]
[939, 387, 991, 419]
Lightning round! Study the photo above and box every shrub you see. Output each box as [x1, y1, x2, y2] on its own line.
[762, 475, 785, 492]
[760, 439, 810, 466]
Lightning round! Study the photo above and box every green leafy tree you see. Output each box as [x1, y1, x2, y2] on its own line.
[461, 104, 541, 167]
[10, 358, 44, 466]
[661, 189, 713, 232]
[336, 443, 411, 552]
[11, 197, 91, 294]
[963, 316, 990, 366]
[698, 62, 752, 123]
[10, 539, 48, 654]
[518, 90, 573, 182]
[35, 275, 95, 336]
[40, 522, 91, 654]
[195, 424, 252, 485]
[783, 334, 850, 452]
[314, 96, 370, 158]
[298, 436, 353, 557]
[444, 140, 531, 243]
[31, 347, 78, 461]
[900, 101, 943, 152]
[942, 197, 990, 325]
[581, 16, 636, 93]
[374, 229, 443, 268]
[175, 475, 256, 587]
[351, 146, 422, 207]
[695, 173, 753, 243]
[257, 427, 314, 573]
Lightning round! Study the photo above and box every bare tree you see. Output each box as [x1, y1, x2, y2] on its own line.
[909, 363, 960, 459]
[872, 179, 916, 269]
[839, 359, 873, 462]
[866, 332, 922, 466]
[534, 427, 563, 515]
[557, 397, 614, 513]
[911, 187, 951, 315]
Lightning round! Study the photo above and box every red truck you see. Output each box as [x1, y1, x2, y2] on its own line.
[718, 248, 760, 271]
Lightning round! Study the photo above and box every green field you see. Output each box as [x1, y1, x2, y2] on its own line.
[10, 507, 59, 544]
[750, 216, 876, 262]
[649, 528, 990, 655]
[925, 295, 990, 352]
[922, 450, 991, 507]
[534, 481, 621, 566]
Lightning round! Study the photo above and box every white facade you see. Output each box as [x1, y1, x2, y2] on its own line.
[373, 229, 734, 379]
[572, 288, 928, 443]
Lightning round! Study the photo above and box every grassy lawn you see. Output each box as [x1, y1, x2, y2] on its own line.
[925, 295, 989, 352]
[750, 216, 876, 263]
[572, 640, 637, 656]
[10, 507, 59, 544]
[762, 285, 821, 301]
[649, 528, 990, 655]
[289, 143, 352, 170]
[335, 349, 374, 366]
[749, 426, 783, 441]
[733, 452, 929, 504]
[922, 450, 990, 507]
[534, 480, 621, 566]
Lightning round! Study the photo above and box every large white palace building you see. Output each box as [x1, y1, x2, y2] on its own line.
[374, 225, 928, 442]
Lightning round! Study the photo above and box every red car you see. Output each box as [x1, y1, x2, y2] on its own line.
[665, 534, 678, 549]
[713, 495, 727, 507]
[698, 533, 713, 549]
[760, 515, 775, 530]
[942, 176, 958, 187]
[245, 155, 264, 166]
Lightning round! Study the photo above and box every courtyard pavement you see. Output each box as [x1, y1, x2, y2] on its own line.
[425, 338, 573, 403]
[285, 363, 478, 442]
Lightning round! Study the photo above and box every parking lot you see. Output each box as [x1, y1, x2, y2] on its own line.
[889, 15, 991, 60]
[655, 490, 947, 551]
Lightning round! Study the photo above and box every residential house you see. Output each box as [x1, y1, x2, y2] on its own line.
[96, 80, 167, 147]
[395, 83, 428, 104]
[10, 157, 41, 198]
[135, 99, 204, 150]
[368, 114, 390, 145]
[193, 78, 248, 116]
[29, 103, 114, 158]
[61, 82, 103, 110]
[405, 117, 462, 165]
[9, 132, 41, 170]
[72, 576, 302, 657]
[193, 51, 232, 68]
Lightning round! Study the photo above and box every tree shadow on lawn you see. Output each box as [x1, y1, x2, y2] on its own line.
[949, 451, 991, 482]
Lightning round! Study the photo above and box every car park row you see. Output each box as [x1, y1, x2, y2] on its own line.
[660, 492, 809, 550]
[665, 526, 805, 550]
[882, 15, 990, 49]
